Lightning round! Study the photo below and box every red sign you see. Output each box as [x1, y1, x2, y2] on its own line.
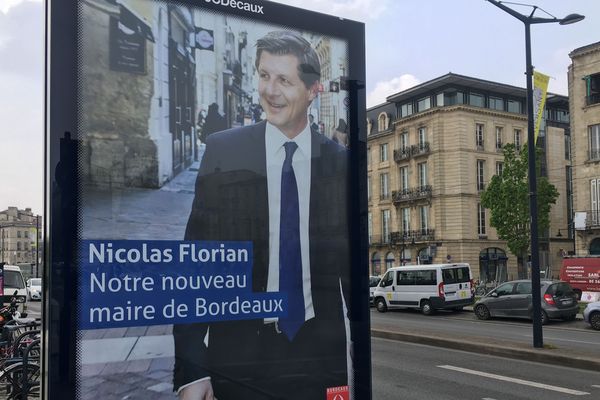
[560, 258, 600, 293]
[326, 386, 349, 400]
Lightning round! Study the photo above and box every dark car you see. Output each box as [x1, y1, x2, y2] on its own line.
[474, 280, 578, 324]
[369, 276, 381, 305]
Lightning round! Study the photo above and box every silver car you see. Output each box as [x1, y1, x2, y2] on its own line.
[583, 301, 600, 330]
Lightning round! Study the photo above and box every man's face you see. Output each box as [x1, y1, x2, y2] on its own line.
[257, 51, 317, 139]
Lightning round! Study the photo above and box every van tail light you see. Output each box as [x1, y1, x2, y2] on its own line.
[470, 279, 475, 296]
[438, 282, 445, 299]
[543, 294, 555, 305]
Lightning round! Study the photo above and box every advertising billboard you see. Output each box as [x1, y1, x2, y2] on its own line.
[47, 0, 368, 399]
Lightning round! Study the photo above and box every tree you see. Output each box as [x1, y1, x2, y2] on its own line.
[481, 143, 559, 272]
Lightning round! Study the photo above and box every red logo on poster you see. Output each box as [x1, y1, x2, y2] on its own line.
[326, 386, 349, 400]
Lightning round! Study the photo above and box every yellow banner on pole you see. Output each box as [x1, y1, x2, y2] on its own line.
[533, 71, 550, 144]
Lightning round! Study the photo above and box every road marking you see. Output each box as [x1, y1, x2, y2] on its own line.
[482, 398, 497, 400]
[592, 385, 600, 388]
[438, 365, 590, 396]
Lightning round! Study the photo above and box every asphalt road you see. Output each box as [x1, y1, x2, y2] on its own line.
[372, 337, 600, 400]
[370, 308, 600, 358]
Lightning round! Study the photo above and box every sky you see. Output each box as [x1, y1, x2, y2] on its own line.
[1, 0, 599, 215]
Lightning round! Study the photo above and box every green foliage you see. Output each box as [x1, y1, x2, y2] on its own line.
[481, 143, 559, 258]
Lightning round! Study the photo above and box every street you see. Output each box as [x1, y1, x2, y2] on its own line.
[371, 308, 600, 358]
[372, 337, 600, 400]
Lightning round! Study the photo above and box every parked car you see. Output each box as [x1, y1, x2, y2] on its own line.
[369, 276, 381, 305]
[373, 263, 474, 315]
[1, 265, 28, 314]
[26, 278, 42, 301]
[474, 280, 578, 324]
[583, 301, 600, 330]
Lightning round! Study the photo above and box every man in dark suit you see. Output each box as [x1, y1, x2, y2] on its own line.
[174, 30, 351, 400]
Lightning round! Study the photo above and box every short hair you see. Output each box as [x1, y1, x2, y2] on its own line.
[255, 31, 321, 89]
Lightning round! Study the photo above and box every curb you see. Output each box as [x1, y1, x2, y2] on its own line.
[371, 328, 600, 371]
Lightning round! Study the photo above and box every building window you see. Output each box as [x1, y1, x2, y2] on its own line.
[495, 127, 503, 150]
[418, 162, 428, 187]
[514, 129, 522, 149]
[400, 103, 413, 118]
[589, 124, 600, 161]
[565, 135, 571, 160]
[478, 203, 486, 236]
[585, 73, 600, 106]
[17, 231, 21, 238]
[17, 242, 21, 251]
[401, 208, 410, 233]
[380, 173, 390, 200]
[477, 160, 485, 191]
[436, 93, 444, 107]
[507, 100, 522, 114]
[469, 93, 484, 107]
[380, 143, 388, 162]
[24, 231, 29, 239]
[418, 127, 427, 149]
[368, 212, 373, 244]
[476, 123, 485, 149]
[367, 176, 371, 201]
[385, 252, 395, 270]
[382, 210, 391, 244]
[378, 113, 388, 131]
[24, 242, 28, 251]
[417, 97, 431, 112]
[400, 167, 409, 191]
[419, 205, 429, 233]
[444, 91, 464, 106]
[489, 97, 504, 111]
[400, 132, 408, 151]
[496, 161, 503, 176]
[591, 179, 600, 225]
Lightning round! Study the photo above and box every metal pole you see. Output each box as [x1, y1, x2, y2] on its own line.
[35, 216, 39, 278]
[525, 21, 543, 348]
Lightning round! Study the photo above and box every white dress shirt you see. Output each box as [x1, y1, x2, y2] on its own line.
[265, 121, 314, 323]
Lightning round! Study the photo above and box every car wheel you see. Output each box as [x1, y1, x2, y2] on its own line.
[376, 298, 387, 313]
[590, 312, 600, 331]
[420, 300, 434, 316]
[474, 304, 490, 320]
[541, 310, 549, 325]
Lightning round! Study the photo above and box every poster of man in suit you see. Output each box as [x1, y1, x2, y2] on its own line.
[65, 1, 367, 399]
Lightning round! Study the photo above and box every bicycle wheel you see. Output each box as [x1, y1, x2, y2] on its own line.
[0, 362, 40, 400]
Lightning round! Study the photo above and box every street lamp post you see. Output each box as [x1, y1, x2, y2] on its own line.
[486, 0, 584, 348]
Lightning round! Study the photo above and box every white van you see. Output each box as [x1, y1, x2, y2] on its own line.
[2, 265, 28, 314]
[373, 263, 474, 315]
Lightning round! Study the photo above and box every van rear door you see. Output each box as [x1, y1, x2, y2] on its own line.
[441, 266, 472, 301]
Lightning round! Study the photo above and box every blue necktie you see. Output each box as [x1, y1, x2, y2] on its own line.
[279, 142, 304, 341]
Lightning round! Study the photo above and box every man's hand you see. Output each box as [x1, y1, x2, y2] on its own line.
[179, 380, 215, 400]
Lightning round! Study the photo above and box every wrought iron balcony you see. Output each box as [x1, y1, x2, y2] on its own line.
[393, 147, 411, 162]
[411, 142, 430, 157]
[369, 234, 390, 246]
[392, 185, 432, 203]
[390, 229, 435, 244]
[586, 93, 600, 106]
[590, 148, 600, 161]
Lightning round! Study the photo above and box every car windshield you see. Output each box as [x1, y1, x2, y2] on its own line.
[30, 279, 41, 286]
[369, 277, 381, 287]
[4, 271, 24, 289]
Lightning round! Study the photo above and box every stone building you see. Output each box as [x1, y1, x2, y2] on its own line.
[568, 41, 600, 255]
[0, 207, 43, 275]
[367, 73, 571, 281]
